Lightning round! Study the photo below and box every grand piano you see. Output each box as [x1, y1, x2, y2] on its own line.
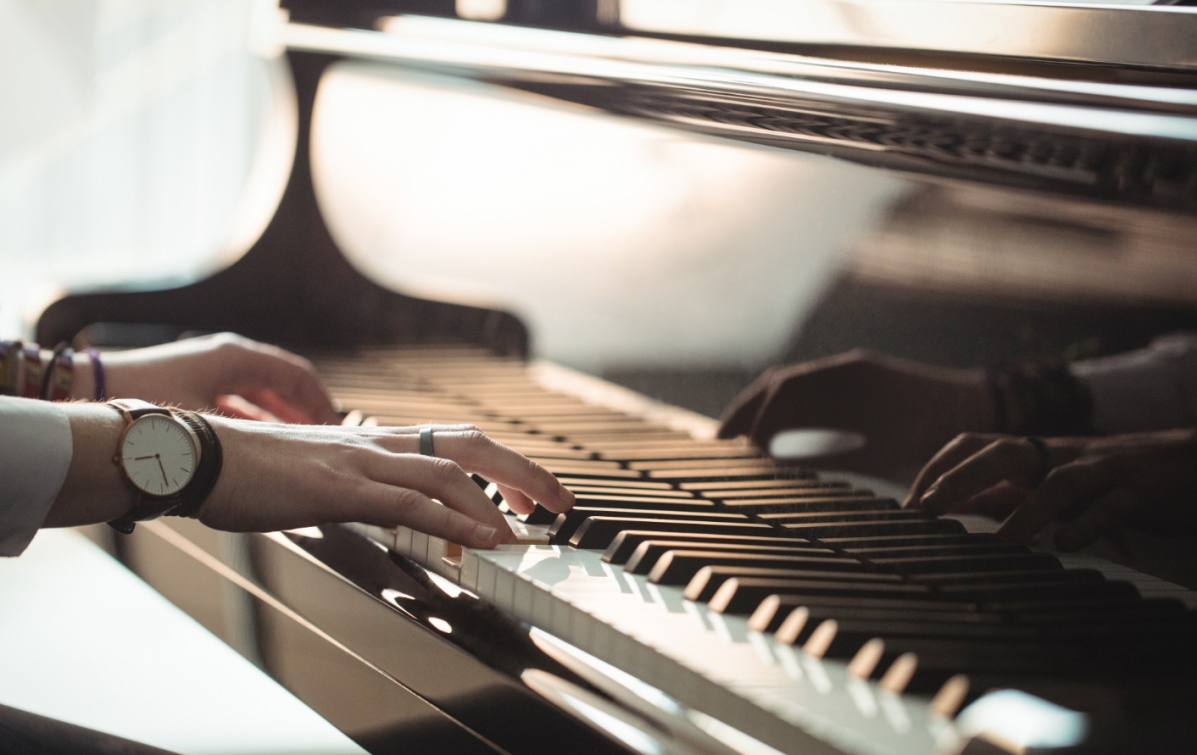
[34, 1, 1197, 753]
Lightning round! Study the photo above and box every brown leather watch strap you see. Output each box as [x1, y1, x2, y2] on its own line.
[108, 398, 171, 420]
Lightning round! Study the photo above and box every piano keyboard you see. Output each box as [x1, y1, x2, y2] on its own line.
[314, 347, 1197, 755]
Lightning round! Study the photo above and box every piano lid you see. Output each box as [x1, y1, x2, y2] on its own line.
[287, 14, 1197, 213]
[617, 0, 1197, 73]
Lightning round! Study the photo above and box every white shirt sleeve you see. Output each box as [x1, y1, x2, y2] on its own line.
[0, 397, 73, 557]
[1072, 332, 1197, 434]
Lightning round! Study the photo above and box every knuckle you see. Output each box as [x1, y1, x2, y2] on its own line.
[459, 427, 486, 444]
[212, 333, 250, 357]
[991, 437, 1024, 458]
[389, 488, 425, 514]
[428, 456, 465, 486]
[952, 432, 982, 448]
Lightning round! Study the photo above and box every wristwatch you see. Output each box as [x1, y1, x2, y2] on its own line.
[107, 399, 223, 534]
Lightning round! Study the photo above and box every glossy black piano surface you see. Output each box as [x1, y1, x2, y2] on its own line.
[21, 2, 1197, 754]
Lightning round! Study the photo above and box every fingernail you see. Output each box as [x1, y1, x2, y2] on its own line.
[474, 525, 497, 544]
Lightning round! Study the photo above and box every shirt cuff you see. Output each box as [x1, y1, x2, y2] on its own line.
[0, 397, 73, 557]
[1072, 333, 1197, 435]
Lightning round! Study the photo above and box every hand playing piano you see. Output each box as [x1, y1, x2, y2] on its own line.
[192, 420, 575, 548]
[49, 406, 575, 548]
[73, 333, 341, 425]
[719, 350, 997, 483]
[905, 428, 1197, 551]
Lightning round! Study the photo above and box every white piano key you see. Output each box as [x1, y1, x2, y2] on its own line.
[410, 539, 953, 755]
[492, 567, 516, 613]
[395, 525, 413, 555]
[460, 549, 479, 592]
[410, 531, 429, 563]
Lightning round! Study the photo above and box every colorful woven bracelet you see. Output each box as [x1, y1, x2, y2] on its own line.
[21, 345, 45, 399]
[0, 341, 21, 395]
[41, 343, 74, 401]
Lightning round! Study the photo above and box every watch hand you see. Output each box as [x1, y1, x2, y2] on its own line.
[131, 455, 157, 461]
[156, 456, 168, 485]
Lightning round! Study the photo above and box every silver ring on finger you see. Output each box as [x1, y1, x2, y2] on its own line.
[419, 427, 436, 458]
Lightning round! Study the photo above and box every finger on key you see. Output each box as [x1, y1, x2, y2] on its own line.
[998, 458, 1115, 546]
[904, 433, 997, 509]
[919, 437, 1044, 515]
[355, 482, 505, 549]
[433, 430, 575, 513]
[1053, 487, 1136, 551]
[497, 484, 536, 515]
[365, 453, 517, 544]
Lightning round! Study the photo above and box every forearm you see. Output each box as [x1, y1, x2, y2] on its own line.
[1072, 333, 1197, 434]
[44, 403, 137, 528]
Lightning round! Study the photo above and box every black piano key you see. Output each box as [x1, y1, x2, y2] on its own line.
[1022, 599, 1187, 625]
[686, 567, 904, 603]
[599, 448, 763, 462]
[567, 486, 698, 498]
[543, 465, 645, 480]
[823, 533, 1004, 549]
[647, 468, 815, 482]
[628, 458, 790, 472]
[572, 494, 710, 507]
[705, 488, 873, 500]
[787, 518, 967, 539]
[519, 505, 563, 525]
[601, 530, 809, 564]
[761, 597, 1192, 640]
[828, 618, 1040, 642]
[909, 568, 1101, 585]
[748, 594, 977, 633]
[937, 579, 1140, 604]
[623, 540, 833, 574]
[519, 496, 715, 524]
[757, 508, 917, 525]
[703, 576, 928, 612]
[562, 431, 693, 443]
[760, 604, 995, 638]
[792, 609, 1196, 649]
[548, 508, 750, 544]
[846, 636, 1197, 675]
[718, 497, 900, 514]
[555, 477, 675, 491]
[869, 552, 1061, 575]
[646, 550, 868, 586]
[681, 479, 848, 492]
[845, 543, 1025, 560]
[569, 517, 776, 549]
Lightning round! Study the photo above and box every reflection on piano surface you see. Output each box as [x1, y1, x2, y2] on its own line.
[31, 1, 1197, 753]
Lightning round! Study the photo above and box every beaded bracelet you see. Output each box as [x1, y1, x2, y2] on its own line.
[0, 339, 80, 400]
[41, 343, 74, 401]
[21, 344, 45, 399]
[0, 341, 20, 395]
[82, 347, 106, 400]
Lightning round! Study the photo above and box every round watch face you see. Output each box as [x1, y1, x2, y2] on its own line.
[119, 414, 198, 496]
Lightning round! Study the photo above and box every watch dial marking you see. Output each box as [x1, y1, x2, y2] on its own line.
[121, 415, 197, 496]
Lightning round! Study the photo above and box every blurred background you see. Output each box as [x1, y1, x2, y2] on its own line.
[6, 0, 1197, 420]
[4, 0, 1197, 750]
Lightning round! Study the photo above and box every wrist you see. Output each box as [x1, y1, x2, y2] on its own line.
[47, 403, 137, 527]
[958, 371, 1000, 432]
[69, 351, 95, 400]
